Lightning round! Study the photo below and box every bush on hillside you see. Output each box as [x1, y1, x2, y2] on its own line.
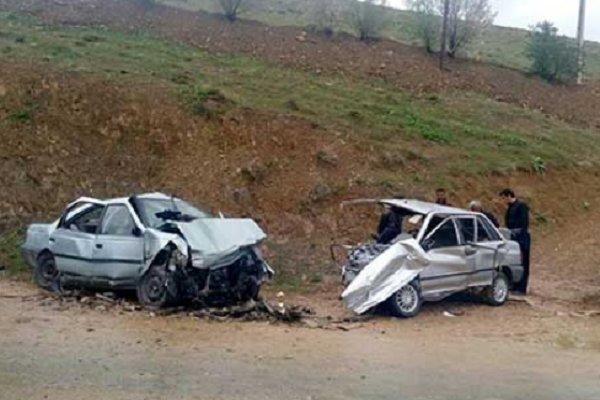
[407, 0, 440, 53]
[351, 0, 388, 41]
[218, 0, 244, 22]
[408, 0, 495, 57]
[308, 0, 341, 37]
[526, 21, 578, 83]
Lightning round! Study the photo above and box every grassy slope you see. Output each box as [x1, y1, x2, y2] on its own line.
[161, 0, 600, 79]
[1, 11, 600, 287]
[1, 11, 598, 179]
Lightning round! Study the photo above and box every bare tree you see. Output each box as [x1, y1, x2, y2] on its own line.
[407, 0, 440, 53]
[445, 0, 495, 58]
[218, 0, 243, 22]
[351, 0, 388, 41]
[409, 0, 494, 57]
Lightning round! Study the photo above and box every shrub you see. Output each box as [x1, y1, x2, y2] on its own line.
[351, 0, 388, 41]
[218, 0, 244, 22]
[408, 0, 495, 56]
[308, 0, 341, 37]
[526, 21, 578, 83]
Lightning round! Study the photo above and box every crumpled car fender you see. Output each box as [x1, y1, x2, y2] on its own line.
[341, 239, 430, 314]
[141, 230, 189, 275]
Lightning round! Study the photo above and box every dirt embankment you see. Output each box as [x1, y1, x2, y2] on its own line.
[2, 0, 600, 128]
[2, 61, 600, 304]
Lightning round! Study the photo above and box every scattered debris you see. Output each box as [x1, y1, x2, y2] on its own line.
[443, 311, 457, 318]
[191, 299, 314, 323]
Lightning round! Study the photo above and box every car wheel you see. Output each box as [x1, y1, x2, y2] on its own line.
[386, 281, 422, 318]
[136, 264, 180, 310]
[34, 252, 59, 291]
[485, 272, 510, 306]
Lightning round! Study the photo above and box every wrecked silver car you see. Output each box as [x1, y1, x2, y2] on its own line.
[21, 193, 273, 309]
[336, 199, 524, 318]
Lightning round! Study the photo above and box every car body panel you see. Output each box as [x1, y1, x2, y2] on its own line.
[22, 193, 271, 296]
[339, 199, 524, 314]
[342, 239, 429, 314]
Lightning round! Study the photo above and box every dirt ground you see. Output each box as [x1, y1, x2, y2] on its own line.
[1, 278, 600, 400]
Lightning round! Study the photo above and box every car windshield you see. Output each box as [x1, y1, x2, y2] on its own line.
[135, 197, 212, 228]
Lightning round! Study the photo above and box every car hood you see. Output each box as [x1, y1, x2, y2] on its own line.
[174, 218, 266, 267]
[341, 239, 430, 314]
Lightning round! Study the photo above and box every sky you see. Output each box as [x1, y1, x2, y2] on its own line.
[392, 0, 600, 41]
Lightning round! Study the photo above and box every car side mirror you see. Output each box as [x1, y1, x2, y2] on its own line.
[421, 238, 434, 252]
[132, 227, 142, 237]
[465, 246, 478, 256]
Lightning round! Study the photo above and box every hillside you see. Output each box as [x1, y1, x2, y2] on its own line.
[161, 0, 600, 79]
[0, 0, 599, 294]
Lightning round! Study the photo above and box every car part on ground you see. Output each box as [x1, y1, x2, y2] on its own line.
[338, 199, 525, 318]
[22, 193, 274, 309]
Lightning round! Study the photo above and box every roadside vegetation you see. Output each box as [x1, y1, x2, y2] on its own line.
[0, 227, 27, 278]
[160, 0, 600, 78]
[1, 12, 599, 175]
[527, 21, 579, 83]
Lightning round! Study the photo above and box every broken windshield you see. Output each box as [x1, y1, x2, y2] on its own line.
[135, 197, 212, 228]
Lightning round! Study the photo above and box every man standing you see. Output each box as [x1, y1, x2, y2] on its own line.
[499, 189, 531, 295]
[435, 188, 451, 206]
[469, 200, 500, 228]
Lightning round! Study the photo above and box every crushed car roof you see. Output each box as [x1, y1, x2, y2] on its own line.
[68, 192, 174, 206]
[342, 199, 475, 216]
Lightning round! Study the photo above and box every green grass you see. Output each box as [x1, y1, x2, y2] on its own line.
[0, 226, 28, 278]
[160, 0, 600, 79]
[2, 11, 600, 176]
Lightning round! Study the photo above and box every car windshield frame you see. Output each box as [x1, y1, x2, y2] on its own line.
[132, 196, 213, 228]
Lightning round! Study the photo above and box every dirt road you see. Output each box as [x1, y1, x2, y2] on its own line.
[1, 280, 599, 400]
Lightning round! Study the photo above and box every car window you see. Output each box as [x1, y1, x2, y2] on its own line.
[99, 205, 136, 236]
[477, 217, 501, 242]
[62, 203, 105, 234]
[456, 218, 476, 244]
[423, 219, 459, 250]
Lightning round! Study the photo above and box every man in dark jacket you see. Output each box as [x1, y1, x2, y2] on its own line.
[499, 189, 531, 294]
[375, 204, 403, 245]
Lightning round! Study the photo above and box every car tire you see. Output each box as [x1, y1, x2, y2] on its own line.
[136, 264, 180, 310]
[484, 272, 510, 306]
[386, 281, 422, 318]
[34, 252, 59, 291]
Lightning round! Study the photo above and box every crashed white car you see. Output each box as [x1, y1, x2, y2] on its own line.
[21, 193, 273, 309]
[337, 199, 524, 318]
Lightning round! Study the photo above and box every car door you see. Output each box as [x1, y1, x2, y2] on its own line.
[50, 202, 105, 278]
[468, 216, 505, 287]
[92, 204, 144, 286]
[419, 216, 472, 296]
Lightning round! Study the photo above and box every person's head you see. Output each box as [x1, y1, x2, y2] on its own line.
[499, 188, 516, 205]
[469, 200, 482, 212]
[407, 214, 424, 231]
[435, 188, 448, 203]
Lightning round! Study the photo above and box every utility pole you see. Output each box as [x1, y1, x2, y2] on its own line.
[577, 0, 586, 84]
[439, 0, 450, 70]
